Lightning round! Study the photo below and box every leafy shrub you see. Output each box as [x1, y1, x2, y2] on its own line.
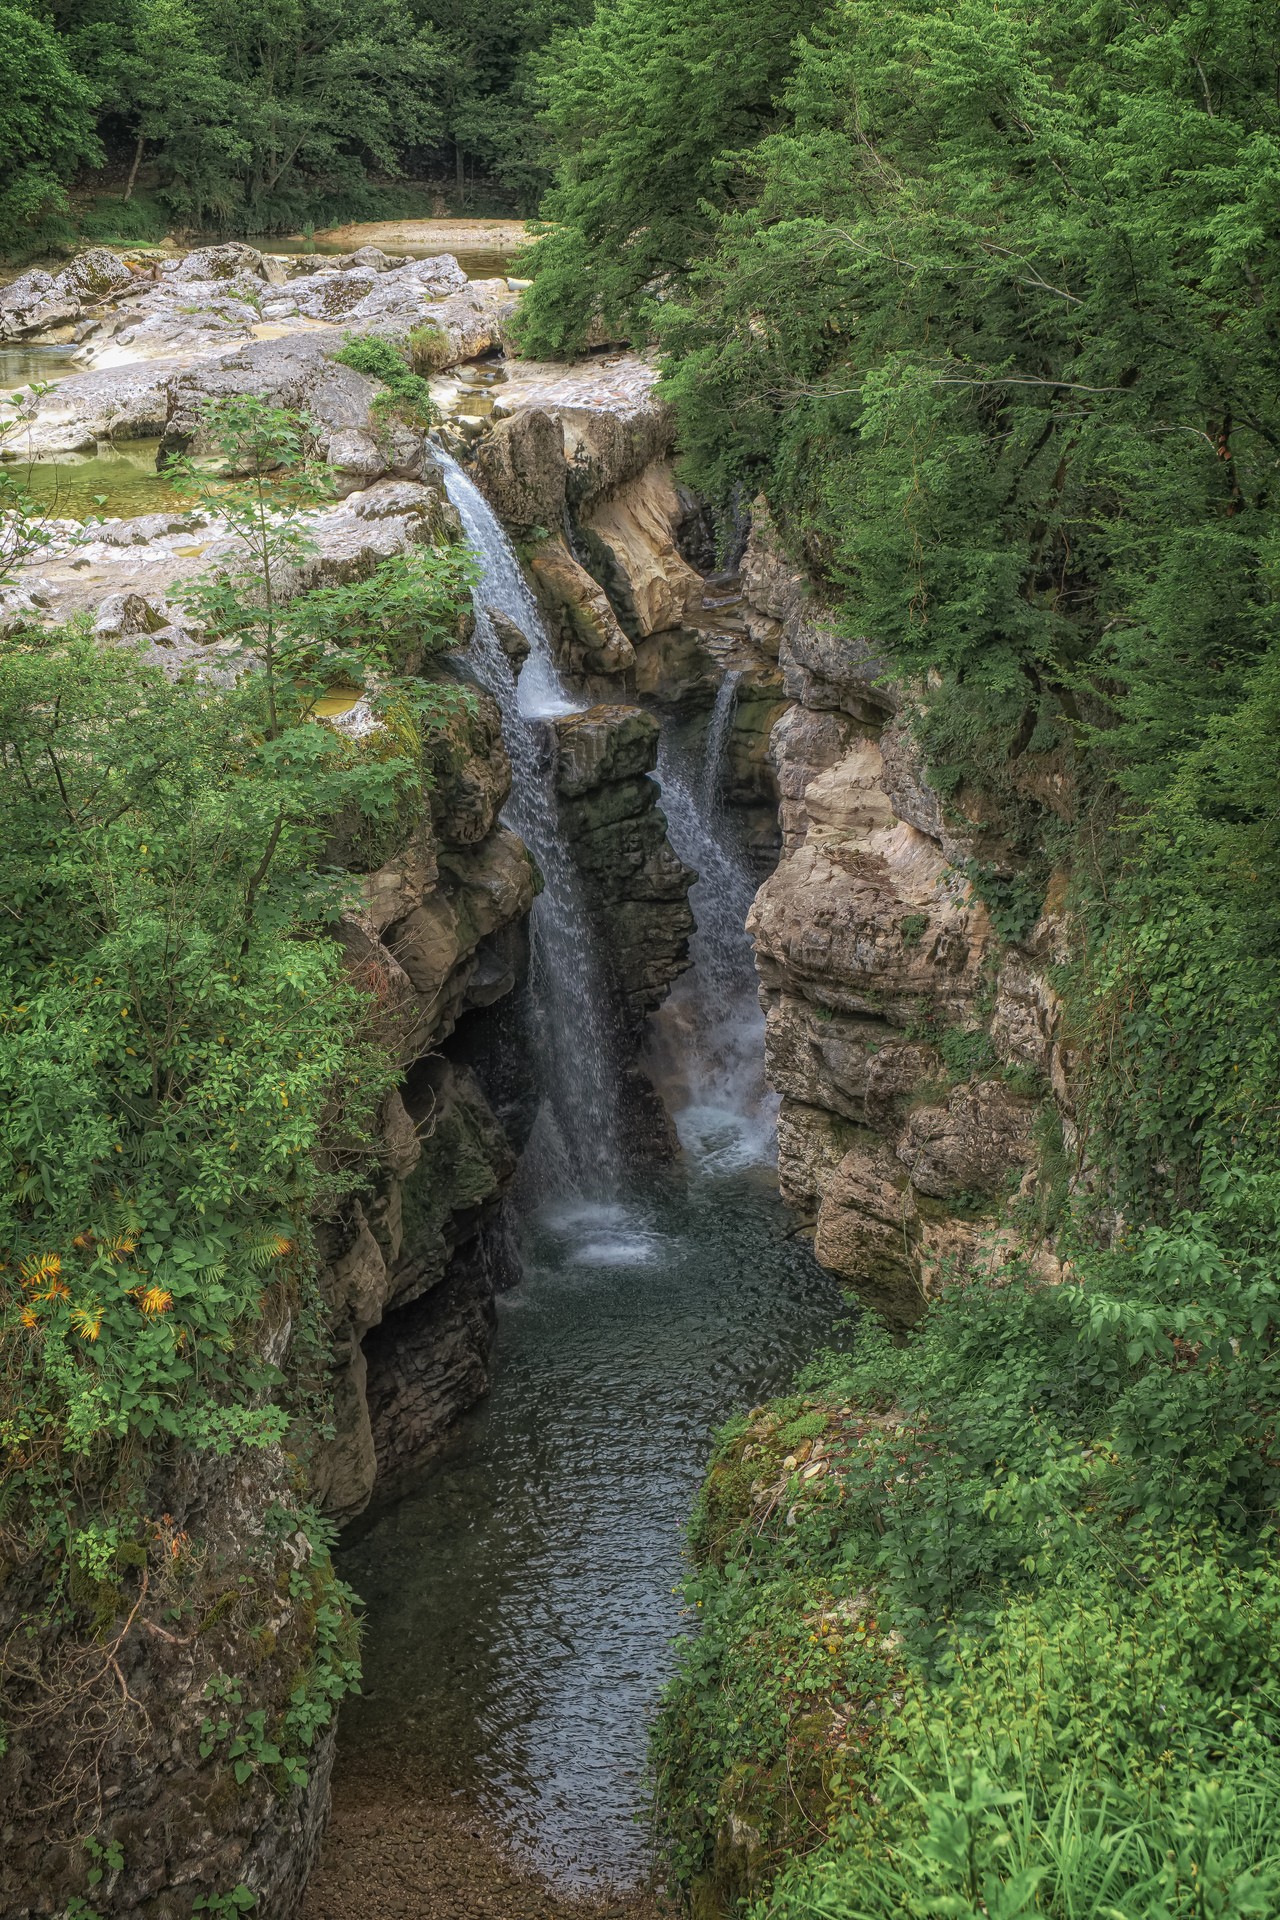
[334, 333, 438, 431]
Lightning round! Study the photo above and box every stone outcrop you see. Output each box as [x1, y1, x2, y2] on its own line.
[157, 334, 424, 488]
[739, 511, 1068, 1327]
[0, 247, 136, 341]
[527, 531, 636, 680]
[0, 360, 182, 460]
[470, 406, 567, 532]
[552, 704, 696, 1028]
[311, 1057, 519, 1523]
[3, 473, 460, 654]
[578, 460, 704, 640]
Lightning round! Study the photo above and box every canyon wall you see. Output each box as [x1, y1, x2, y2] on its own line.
[738, 507, 1072, 1325]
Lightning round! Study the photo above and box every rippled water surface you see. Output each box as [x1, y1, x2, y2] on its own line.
[336, 1165, 848, 1888]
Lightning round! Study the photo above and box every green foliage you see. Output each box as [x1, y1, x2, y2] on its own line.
[80, 0, 443, 232]
[0, 0, 584, 247]
[531, 3, 1280, 1915]
[935, 1025, 997, 1083]
[82, 1836, 123, 1889]
[0, 626, 393, 1560]
[417, 0, 591, 206]
[530, 0, 1280, 823]
[192, 1889, 256, 1915]
[963, 864, 1047, 950]
[0, 401, 467, 1594]
[0, 4, 100, 254]
[515, 0, 830, 354]
[334, 334, 438, 432]
[169, 396, 472, 732]
[656, 1159, 1280, 1912]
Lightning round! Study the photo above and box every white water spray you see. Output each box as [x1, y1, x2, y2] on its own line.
[647, 673, 779, 1171]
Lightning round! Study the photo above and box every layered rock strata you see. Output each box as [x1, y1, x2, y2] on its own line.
[738, 509, 1069, 1326]
[552, 704, 696, 1030]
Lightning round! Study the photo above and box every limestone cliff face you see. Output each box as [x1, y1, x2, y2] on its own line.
[312, 688, 536, 1524]
[739, 508, 1070, 1327]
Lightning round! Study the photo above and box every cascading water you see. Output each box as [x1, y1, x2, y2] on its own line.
[646, 672, 780, 1171]
[433, 449, 623, 1191]
[316, 484, 848, 1912]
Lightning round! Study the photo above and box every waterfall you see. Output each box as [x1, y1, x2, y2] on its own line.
[433, 450, 622, 1191]
[647, 673, 779, 1171]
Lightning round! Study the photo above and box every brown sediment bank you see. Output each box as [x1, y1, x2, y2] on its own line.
[309, 217, 533, 257]
[304, 1756, 668, 1920]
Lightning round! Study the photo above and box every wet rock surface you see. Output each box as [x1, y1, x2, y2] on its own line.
[552, 705, 695, 1027]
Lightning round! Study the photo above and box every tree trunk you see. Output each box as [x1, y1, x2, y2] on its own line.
[123, 131, 145, 203]
[455, 136, 465, 201]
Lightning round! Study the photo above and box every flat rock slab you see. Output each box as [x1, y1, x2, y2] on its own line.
[4, 476, 455, 669]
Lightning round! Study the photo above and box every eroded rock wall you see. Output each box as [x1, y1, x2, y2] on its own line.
[739, 508, 1070, 1327]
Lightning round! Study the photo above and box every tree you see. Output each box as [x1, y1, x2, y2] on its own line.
[514, 0, 830, 354]
[0, 3, 101, 251]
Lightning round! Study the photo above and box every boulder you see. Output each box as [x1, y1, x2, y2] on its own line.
[553, 704, 659, 795]
[897, 1079, 1038, 1200]
[425, 688, 512, 848]
[471, 407, 567, 531]
[764, 993, 942, 1131]
[159, 333, 424, 488]
[170, 242, 280, 285]
[750, 820, 992, 1027]
[61, 248, 137, 300]
[0, 250, 133, 341]
[526, 530, 634, 677]
[551, 705, 695, 1023]
[488, 606, 530, 673]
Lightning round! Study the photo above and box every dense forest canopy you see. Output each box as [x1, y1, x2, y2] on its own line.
[0, 0, 588, 246]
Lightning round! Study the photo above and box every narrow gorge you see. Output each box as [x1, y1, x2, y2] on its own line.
[5, 18, 1280, 1907]
[0, 234, 902, 1916]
